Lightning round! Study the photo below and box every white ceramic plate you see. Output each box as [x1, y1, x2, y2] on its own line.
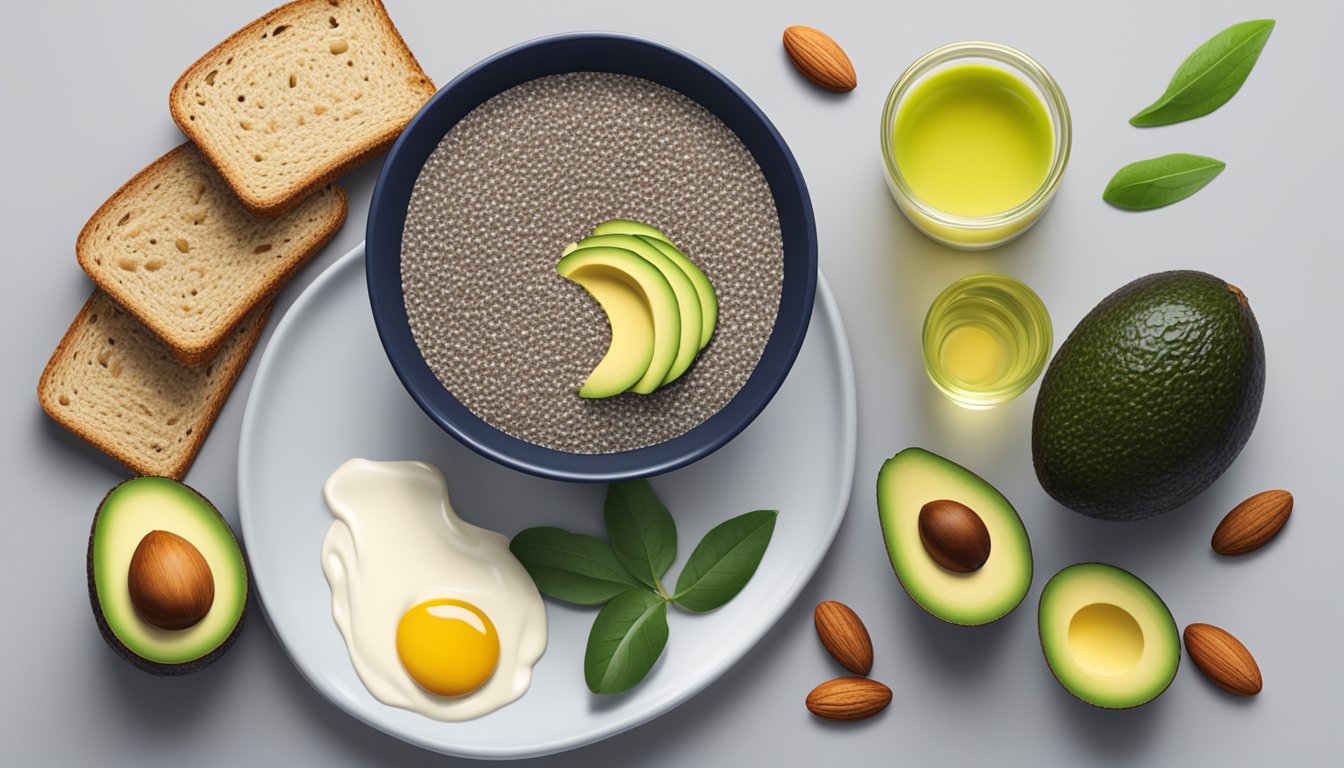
[237, 243, 856, 759]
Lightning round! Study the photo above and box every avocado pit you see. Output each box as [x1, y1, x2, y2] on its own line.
[918, 499, 991, 573]
[128, 529, 215, 631]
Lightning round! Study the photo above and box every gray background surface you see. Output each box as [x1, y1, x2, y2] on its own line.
[3, 1, 1339, 764]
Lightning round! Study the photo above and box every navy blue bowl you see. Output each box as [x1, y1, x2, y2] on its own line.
[366, 32, 817, 483]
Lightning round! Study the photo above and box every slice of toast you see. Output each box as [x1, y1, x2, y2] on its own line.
[170, 0, 435, 217]
[77, 143, 345, 365]
[38, 291, 271, 479]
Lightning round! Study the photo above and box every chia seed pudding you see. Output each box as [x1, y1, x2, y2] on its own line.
[400, 72, 783, 454]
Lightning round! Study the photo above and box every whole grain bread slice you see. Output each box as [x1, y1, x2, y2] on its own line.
[38, 291, 271, 479]
[77, 143, 345, 365]
[170, 0, 435, 217]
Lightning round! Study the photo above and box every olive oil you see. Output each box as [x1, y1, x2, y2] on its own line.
[880, 43, 1071, 250]
[923, 274, 1052, 409]
[893, 64, 1054, 217]
[940, 324, 1009, 386]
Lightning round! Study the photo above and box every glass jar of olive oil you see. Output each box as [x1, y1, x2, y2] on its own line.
[881, 42, 1071, 250]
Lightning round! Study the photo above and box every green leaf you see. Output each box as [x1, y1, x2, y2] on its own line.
[1102, 153, 1225, 211]
[584, 589, 670, 694]
[1130, 19, 1275, 126]
[672, 510, 778, 612]
[603, 480, 677, 592]
[509, 527, 643, 605]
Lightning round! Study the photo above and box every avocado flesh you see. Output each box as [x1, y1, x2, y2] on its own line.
[1038, 563, 1179, 709]
[1032, 270, 1265, 521]
[877, 448, 1033, 626]
[89, 477, 248, 674]
[556, 246, 680, 397]
[639, 236, 718, 351]
[587, 220, 718, 350]
[574, 234, 702, 385]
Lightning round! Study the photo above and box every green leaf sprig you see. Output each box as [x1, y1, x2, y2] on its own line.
[509, 479, 778, 695]
[1130, 20, 1275, 127]
[1102, 153, 1226, 210]
[1105, 20, 1273, 211]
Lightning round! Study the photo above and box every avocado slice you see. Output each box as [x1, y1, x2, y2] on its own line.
[1032, 270, 1265, 521]
[571, 234, 701, 385]
[589, 220, 718, 350]
[1038, 563, 1180, 709]
[591, 218, 672, 243]
[556, 246, 680, 397]
[877, 448, 1032, 626]
[88, 477, 248, 675]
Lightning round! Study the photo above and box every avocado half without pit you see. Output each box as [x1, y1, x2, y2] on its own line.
[89, 477, 249, 675]
[877, 448, 1033, 625]
[557, 220, 718, 398]
[1038, 563, 1180, 709]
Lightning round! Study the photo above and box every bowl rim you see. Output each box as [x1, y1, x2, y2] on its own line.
[366, 31, 817, 482]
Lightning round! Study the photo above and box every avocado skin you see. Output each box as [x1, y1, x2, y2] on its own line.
[1032, 271, 1265, 521]
[87, 478, 250, 676]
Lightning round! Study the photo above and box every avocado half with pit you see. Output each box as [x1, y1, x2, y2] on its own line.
[1038, 563, 1180, 709]
[877, 448, 1033, 626]
[89, 477, 249, 675]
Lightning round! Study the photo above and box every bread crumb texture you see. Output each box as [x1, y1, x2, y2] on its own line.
[172, 0, 435, 215]
[38, 292, 270, 479]
[77, 144, 345, 364]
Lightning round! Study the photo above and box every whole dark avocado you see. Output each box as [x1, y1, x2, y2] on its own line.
[1032, 270, 1264, 521]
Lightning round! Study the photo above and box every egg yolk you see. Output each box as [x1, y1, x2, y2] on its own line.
[396, 599, 500, 697]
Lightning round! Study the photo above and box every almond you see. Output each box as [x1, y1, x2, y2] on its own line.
[918, 499, 991, 573]
[806, 677, 892, 721]
[1212, 490, 1292, 555]
[782, 26, 857, 93]
[1184, 623, 1262, 696]
[128, 530, 215, 630]
[814, 601, 873, 675]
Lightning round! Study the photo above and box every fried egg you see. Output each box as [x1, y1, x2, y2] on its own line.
[320, 459, 546, 720]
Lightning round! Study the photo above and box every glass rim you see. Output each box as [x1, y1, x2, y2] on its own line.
[881, 41, 1072, 230]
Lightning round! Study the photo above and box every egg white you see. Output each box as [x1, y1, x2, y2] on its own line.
[321, 458, 547, 721]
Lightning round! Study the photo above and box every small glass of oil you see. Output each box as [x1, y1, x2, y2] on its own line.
[923, 273, 1051, 409]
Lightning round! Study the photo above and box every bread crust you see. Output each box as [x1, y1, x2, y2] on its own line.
[169, 0, 435, 218]
[37, 292, 272, 479]
[74, 144, 346, 366]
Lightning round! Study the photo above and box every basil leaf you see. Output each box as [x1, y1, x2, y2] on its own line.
[584, 589, 669, 694]
[1102, 154, 1225, 211]
[509, 527, 643, 605]
[603, 480, 677, 592]
[672, 510, 778, 612]
[1130, 20, 1275, 127]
